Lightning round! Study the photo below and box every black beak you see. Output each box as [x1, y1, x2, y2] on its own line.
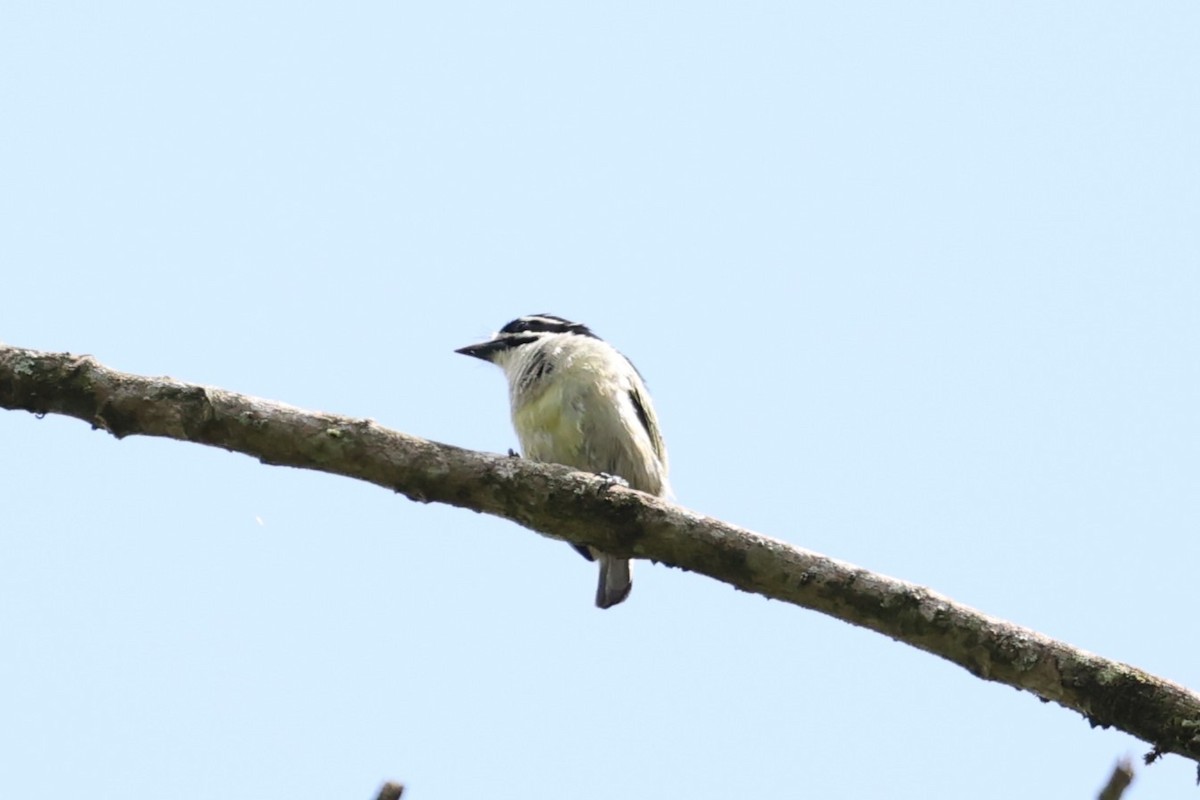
[455, 341, 500, 361]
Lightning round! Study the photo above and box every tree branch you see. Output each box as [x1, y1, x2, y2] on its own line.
[374, 781, 404, 800]
[3, 344, 1199, 766]
[1097, 758, 1134, 800]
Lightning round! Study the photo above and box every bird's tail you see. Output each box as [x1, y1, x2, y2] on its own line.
[595, 554, 632, 609]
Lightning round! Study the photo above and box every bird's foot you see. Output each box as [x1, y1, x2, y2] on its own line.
[596, 472, 630, 492]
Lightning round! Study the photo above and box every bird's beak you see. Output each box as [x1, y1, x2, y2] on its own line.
[455, 341, 498, 361]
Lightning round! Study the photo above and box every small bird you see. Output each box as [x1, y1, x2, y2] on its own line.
[456, 314, 670, 609]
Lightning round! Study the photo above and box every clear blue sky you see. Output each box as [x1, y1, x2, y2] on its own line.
[2, 3, 1198, 798]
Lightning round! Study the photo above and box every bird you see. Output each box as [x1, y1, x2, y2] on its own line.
[456, 314, 670, 609]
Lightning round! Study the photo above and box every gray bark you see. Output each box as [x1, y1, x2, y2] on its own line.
[2, 344, 1198, 769]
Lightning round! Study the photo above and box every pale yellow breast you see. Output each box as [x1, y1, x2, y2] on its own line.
[512, 377, 589, 469]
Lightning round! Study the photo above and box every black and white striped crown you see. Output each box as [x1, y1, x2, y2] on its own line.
[456, 313, 601, 361]
[498, 314, 600, 340]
